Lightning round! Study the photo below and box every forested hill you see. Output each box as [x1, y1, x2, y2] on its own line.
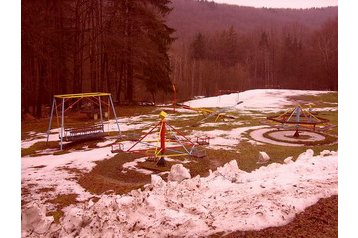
[21, 0, 338, 118]
[168, 0, 338, 40]
[167, 0, 338, 100]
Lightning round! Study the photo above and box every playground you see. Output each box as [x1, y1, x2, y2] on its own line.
[21, 89, 338, 237]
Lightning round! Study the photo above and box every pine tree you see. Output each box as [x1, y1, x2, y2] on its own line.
[106, 0, 175, 103]
[190, 33, 206, 60]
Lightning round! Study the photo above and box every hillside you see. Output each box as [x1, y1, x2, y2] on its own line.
[168, 0, 338, 40]
[166, 0, 338, 99]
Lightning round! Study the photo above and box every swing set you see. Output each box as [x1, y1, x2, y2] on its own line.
[46, 92, 121, 150]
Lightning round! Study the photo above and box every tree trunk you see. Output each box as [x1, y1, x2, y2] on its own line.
[35, 58, 45, 118]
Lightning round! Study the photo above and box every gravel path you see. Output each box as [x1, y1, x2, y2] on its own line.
[250, 128, 304, 147]
[268, 130, 326, 142]
[250, 128, 328, 146]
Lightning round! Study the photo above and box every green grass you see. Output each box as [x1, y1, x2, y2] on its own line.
[318, 110, 338, 135]
[234, 140, 337, 172]
[188, 123, 235, 132]
[287, 92, 338, 108]
[180, 113, 263, 132]
[78, 152, 150, 195]
[115, 105, 159, 117]
[21, 138, 107, 157]
[46, 193, 78, 207]
[21, 141, 58, 157]
[21, 118, 51, 140]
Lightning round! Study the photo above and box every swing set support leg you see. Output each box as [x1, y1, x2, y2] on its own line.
[46, 98, 56, 144]
[109, 95, 121, 137]
[60, 98, 65, 150]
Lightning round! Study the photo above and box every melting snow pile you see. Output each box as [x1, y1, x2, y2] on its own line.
[22, 149, 338, 238]
[168, 164, 192, 182]
[257, 151, 271, 164]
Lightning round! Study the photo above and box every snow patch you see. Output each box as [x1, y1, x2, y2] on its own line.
[168, 164, 191, 182]
[184, 89, 333, 112]
[21, 202, 54, 236]
[296, 149, 314, 162]
[284, 156, 294, 164]
[96, 139, 116, 147]
[257, 152, 270, 164]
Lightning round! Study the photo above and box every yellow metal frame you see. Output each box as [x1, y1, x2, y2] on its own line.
[54, 92, 111, 99]
[277, 104, 321, 122]
[190, 107, 214, 114]
[47, 92, 121, 150]
[145, 148, 189, 158]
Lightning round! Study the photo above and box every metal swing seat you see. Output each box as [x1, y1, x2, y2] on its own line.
[61, 124, 105, 142]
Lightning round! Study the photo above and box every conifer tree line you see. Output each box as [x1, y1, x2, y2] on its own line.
[22, 0, 338, 118]
[171, 18, 338, 100]
[22, 0, 174, 117]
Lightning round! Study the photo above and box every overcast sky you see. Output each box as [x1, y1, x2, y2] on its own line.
[212, 0, 338, 9]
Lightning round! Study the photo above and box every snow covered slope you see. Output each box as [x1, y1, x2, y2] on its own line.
[184, 89, 332, 112]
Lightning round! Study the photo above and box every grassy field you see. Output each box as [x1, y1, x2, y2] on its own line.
[287, 92, 338, 108]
